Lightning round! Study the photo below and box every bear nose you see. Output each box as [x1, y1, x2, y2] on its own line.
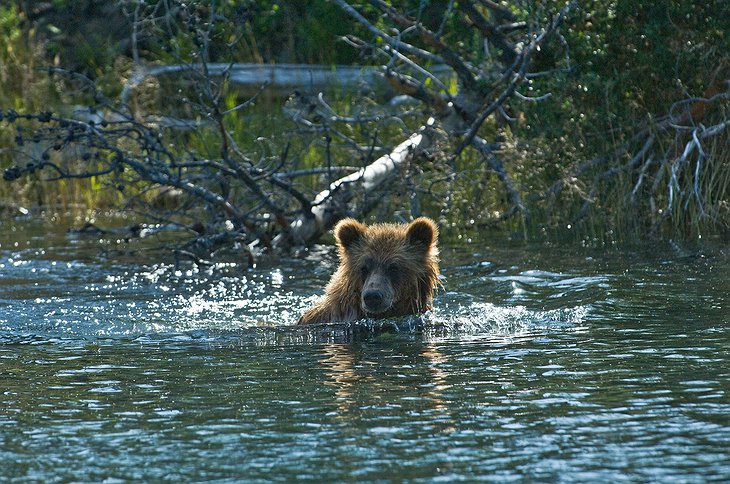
[363, 290, 384, 311]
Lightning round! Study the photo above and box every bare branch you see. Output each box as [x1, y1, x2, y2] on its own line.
[459, 0, 517, 65]
[371, 0, 479, 88]
[272, 123, 434, 248]
[472, 135, 524, 222]
[331, 0, 445, 65]
[455, 1, 576, 154]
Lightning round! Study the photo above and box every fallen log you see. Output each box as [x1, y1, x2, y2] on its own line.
[271, 119, 434, 248]
[120, 63, 454, 103]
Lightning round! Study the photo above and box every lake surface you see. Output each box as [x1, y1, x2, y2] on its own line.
[2, 219, 729, 482]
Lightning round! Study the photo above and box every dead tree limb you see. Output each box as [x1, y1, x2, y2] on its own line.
[2, 0, 579, 260]
[272, 123, 434, 248]
[332, 0, 575, 226]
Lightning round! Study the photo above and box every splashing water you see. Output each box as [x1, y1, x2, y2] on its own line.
[428, 302, 589, 338]
[1, 238, 590, 342]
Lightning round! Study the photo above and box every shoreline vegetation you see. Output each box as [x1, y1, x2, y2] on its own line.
[1, 1, 729, 258]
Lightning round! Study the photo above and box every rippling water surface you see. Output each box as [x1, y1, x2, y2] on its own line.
[1, 220, 729, 482]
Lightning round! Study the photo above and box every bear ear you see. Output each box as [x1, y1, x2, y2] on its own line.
[406, 217, 438, 250]
[335, 218, 366, 252]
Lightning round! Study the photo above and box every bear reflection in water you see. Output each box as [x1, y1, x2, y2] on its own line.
[298, 217, 440, 325]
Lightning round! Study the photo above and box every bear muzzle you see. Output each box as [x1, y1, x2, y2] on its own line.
[361, 272, 395, 314]
[362, 289, 390, 313]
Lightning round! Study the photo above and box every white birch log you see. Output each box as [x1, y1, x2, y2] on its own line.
[271, 120, 433, 248]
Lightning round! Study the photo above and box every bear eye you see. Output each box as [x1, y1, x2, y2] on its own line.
[360, 265, 371, 279]
[386, 263, 400, 280]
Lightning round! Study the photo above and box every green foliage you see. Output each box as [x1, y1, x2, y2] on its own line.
[524, 0, 730, 137]
[1, 0, 729, 243]
[0, 5, 21, 45]
[508, 0, 730, 241]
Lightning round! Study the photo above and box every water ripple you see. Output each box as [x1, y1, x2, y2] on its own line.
[2, 223, 730, 482]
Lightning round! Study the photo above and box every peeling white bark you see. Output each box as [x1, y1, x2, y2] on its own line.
[272, 123, 432, 248]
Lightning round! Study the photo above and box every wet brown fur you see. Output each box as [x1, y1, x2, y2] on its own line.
[297, 217, 440, 325]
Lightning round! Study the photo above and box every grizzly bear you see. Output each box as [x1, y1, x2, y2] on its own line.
[297, 217, 440, 325]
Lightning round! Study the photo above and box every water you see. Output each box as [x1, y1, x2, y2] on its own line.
[1, 220, 729, 482]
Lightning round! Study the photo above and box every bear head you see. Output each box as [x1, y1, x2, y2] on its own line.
[334, 217, 440, 317]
